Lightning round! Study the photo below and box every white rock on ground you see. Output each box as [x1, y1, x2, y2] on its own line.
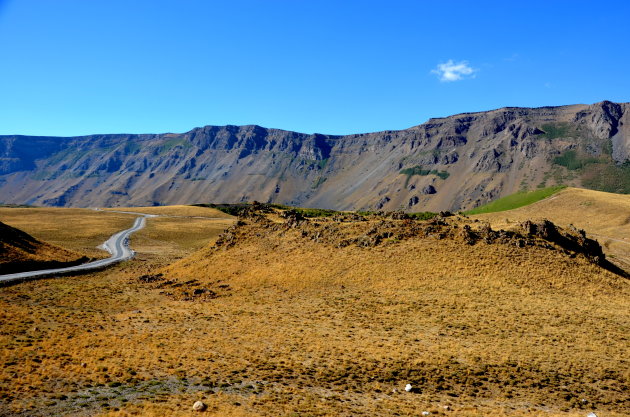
[193, 401, 207, 411]
[586, 413, 597, 417]
[405, 383, 413, 392]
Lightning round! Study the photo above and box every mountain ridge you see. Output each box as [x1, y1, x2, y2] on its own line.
[1, 100, 628, 211]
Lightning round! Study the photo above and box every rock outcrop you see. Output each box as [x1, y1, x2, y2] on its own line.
[203, 203, 625, 277]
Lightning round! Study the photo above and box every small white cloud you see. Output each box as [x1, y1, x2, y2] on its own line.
[431, 60, 477, 82]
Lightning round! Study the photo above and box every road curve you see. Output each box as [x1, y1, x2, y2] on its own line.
[0, 214, 152, 286]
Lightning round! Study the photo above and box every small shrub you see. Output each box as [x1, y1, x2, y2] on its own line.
[407, 212, 438, 220]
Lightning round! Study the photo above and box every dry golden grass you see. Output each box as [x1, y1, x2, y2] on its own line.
[0, 240, 81, 266]
[0, 208, 137, 258]
[102, 205, 235, 259]
[1, 209, 627, 416]
[130, 216, 234, 259]
[472, 187, 630, 270]
[97, 393, 259, 417]
[0, 205, 233, 262]
[102, 205, 233, 218]
[0, 221, 87, 274]
[105, 205, 235, 259]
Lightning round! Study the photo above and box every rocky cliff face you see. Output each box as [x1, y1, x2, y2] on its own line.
[0, 101, 628, 211]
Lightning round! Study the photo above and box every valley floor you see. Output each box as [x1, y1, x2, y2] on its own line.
[0, 202, 628, 417]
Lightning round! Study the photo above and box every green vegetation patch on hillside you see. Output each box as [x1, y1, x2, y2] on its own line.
[194, 203, 249, 216]
[123, 141, 141, 154]
[301, 158, 329, 171]
[156, 138, 192, 154]
[400, 165, 450, 187]
[270, 204, 338, 218]
[312, 176, 327, 188]
[0, 204, 36, 208]
[46, 147, 91, 166]
[196, 203, 340, 218]
[552, 148, 630, 194]
[30, 170, 54, 181]
[407, 211, 438, 220]
[582, 162, 630, 194]
[553, 150, 599, 170]
[466, 186, 566, 215]
[540, 122, 573, 139]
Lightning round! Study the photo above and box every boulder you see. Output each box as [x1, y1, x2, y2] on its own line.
[193, 400, 207, 411]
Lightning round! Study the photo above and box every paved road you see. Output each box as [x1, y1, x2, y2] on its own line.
[0, 214, 152, 285]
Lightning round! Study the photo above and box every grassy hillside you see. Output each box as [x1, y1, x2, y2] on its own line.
[472, 187, 630, 271]
[161, 211, 630, 416]
[552, 150, 630, 194]
[465, 186, 566, 215]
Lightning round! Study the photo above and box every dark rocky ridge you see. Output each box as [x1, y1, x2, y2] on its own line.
[0, 101, 628, 211]
[210, 205, 625, 278]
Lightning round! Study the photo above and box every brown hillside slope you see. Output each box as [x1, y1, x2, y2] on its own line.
[138, 209, 630, 416]
[0, 221, 88, 275]
[473, 187, 630, 270]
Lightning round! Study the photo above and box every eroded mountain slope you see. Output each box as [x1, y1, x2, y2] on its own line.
[1, 101, 628, 211]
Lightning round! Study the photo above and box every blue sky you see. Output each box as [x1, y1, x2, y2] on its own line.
[1, 0, 629, 136]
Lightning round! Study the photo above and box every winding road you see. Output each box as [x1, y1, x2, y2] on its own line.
[0, 214, 153, 285]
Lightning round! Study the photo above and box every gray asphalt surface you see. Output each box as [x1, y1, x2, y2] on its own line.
[0, 214, 150, 285]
